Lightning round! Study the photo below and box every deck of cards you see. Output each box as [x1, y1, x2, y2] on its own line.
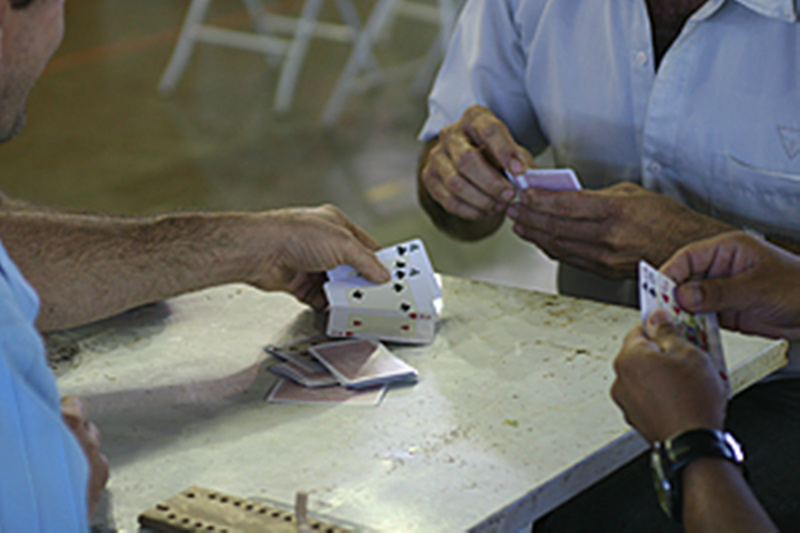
[638, 260, 730, 396]
[505, 167, 583, 192]
[265, 336, 418, 406]
[324, 238, 443, 344]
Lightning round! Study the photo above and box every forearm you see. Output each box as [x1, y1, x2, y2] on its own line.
[0, 210, 274, 331]
[683, 459, 777, 533]
[417, 138, 505, 241]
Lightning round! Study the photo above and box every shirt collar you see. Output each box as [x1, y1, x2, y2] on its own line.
[696, 0, 797, 22]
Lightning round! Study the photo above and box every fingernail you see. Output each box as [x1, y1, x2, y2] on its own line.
[507, 206, 519, 219]
[501, 189, 515, 202]
[681, 284, 704, 308]
[647, 310, 670, 326]
[509, 158, 524, 174]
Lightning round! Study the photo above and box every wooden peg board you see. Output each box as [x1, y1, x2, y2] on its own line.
[138, 486, 355, 533]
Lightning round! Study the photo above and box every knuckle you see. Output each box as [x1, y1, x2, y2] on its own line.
[462, 104, 488, 123]
[421, 161, 437, 184]
[453, 150, 480, 175]
[442, 195, 462, 215]
[446, 174, 468, 195]
[479, 121, 502, 140]
[440, 122, 458, 139]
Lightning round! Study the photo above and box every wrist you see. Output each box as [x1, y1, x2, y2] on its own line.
[226, 210, 287, 288]
[651, 428, 744, 523]
[153, 211, 274, 288]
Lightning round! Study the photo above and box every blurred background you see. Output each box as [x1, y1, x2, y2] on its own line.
[1, 0, 557, 294]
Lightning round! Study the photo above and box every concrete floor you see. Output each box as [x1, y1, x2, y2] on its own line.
[0, 0, 556, 295]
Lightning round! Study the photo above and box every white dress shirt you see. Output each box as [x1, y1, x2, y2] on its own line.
[420, 0, 800, 300]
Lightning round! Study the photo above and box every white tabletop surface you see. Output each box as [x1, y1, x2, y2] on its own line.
[54, 276, 788, 533]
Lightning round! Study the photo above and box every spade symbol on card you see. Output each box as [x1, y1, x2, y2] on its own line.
[400, 302, 411, 312]
[395, 270, 406, 280]
[397, 246, 407, 256]
[410, 244, 420, 252]
[395, 260, 407, 269]
[410, 268, 420, 277]
[393, 283, 404, 293]
[353, 290, 364, 300]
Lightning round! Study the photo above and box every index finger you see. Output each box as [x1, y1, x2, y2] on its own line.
[340, 240, 391, 284]
[518, 187, 604, 220]
[660, 235, 738, 283]
[461, 107, 532, 175]
[659, 241, 716, 284]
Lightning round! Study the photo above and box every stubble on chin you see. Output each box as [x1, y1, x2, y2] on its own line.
[1, 111, 27, 143]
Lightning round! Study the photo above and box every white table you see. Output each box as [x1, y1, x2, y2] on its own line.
[55, 276, 788, 533]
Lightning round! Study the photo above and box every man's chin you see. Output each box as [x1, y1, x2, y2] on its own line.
[0, 113, 26, 144]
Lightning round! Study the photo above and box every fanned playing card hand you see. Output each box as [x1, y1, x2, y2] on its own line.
[638, 260, 729, 396]
[324, 238, 442, 344]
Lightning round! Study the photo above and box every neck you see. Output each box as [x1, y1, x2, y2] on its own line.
[646, 0, 707, 67]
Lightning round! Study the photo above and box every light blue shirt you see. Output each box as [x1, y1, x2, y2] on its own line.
[420, 0, 800, 305]
[0, 240, 88, 532]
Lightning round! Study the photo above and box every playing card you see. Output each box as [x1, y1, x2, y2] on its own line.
[327, 238, 442, 303]
[267, 378, 386, 406]
[269, 361, 340, 388]
[325, 278, 432, 317]
[505, 168, 583, 191]
[309, 339, 418, 389]
[638, 261, 730, 394]
[324, 238, 441, 344]
[327, 308, 436, 344]
[265, 335, 332, 373]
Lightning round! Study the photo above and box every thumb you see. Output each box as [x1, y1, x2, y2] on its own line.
[645, 310, 685, 353]
[675, 274, 754, 315]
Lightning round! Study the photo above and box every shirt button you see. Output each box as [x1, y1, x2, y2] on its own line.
[648, 161, 662, 175]
[636, 51, 648, 65]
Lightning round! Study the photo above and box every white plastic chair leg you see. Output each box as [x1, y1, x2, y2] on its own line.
[158, 0, 214, 95]
[273, 0, 325, 112]
[321, 0, 398, 125]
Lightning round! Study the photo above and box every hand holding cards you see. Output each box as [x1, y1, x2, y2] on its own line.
[324, 238, 442, 344]
[638, 261, 730, 396]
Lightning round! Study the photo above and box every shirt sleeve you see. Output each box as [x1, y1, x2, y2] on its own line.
[0, 331, 89, 533]
[418, 0, 548, 155]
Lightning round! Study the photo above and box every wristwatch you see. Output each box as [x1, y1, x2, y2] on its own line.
[651, 428, 745, 522]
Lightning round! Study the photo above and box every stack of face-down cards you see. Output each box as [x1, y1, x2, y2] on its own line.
[324, 238, 443, 344]
[265, 336, 418, 406]
[638, 261, 730, 396]
[505, 167, 583, 192]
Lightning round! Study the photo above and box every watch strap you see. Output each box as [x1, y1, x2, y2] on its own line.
[655, 428, 744, 522]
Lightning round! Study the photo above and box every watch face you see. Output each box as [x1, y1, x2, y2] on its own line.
[651, 446, 674, 518]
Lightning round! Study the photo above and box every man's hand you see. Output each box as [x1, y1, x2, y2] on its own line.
[661, 231, 800, 341]
[611, 311, 728, 444]
[418, 105, 534, 240]
[507, 182, 734, 279]
[245, 205, 390, 310]
[60, 396, 109, 518]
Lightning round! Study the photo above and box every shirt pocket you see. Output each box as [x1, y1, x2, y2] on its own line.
[710, 154, 800, 244]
